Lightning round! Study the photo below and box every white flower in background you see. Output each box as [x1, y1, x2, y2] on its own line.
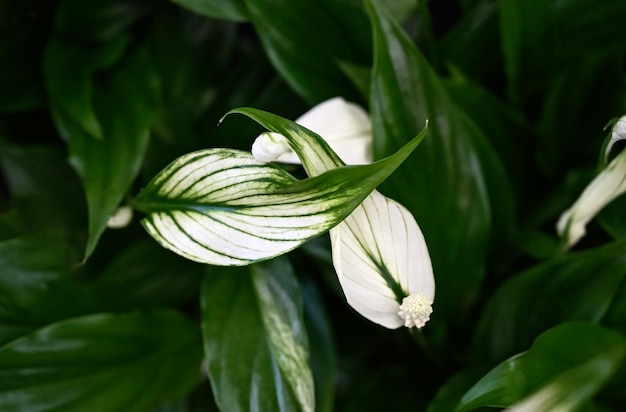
[252, 97, 435, 329]
[557, 115, 626, 247]
[252, 97, 373, 165]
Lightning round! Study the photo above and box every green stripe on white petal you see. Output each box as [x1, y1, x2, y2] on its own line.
[135, 144, 422, 266]
[331, 190, 435, 329]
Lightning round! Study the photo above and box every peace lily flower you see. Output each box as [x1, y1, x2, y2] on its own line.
[557, 115, 626, 247]
[252, 97, 435, 329]
[252, 97, 373, 165]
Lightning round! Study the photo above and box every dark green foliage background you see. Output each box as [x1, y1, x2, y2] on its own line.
[1, 0, 625, 410]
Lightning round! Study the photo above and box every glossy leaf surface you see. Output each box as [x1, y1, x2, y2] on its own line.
[457, 322, 625, 411]
[137, 109, 425, 265]
[0, 310, 203, 412]
[202, 258, 314, 412]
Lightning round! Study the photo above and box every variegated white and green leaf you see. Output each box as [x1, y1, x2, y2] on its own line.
[135, 117, 425, 266]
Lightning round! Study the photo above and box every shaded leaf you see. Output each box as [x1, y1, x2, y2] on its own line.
[0, 310, 203, 412]
[243, 0, 371, 104]
[0, 233, 96, 345]
[302, 279, 336, 412]
[169, 0, 248, 21]
[51, 45, 158, 260]
[456, 322, 625, 412]
[499, 0, 555, 100]
[201, 258, 314, 412]
[54, 0, 150, 43]
[93, 240, 204, 312]
[366, 0, 510, 324]
[474, 239, 626, 362]
[0, 142, 86, 250]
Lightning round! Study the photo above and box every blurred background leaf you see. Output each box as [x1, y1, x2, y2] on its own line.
[457, 322, 625, 412]
[243, 0, 372, 105]
[48, 43, 159, 260]
[169, 0, 248, 22]
[474, 239, 626, 363]
[0, 233, 95, 345]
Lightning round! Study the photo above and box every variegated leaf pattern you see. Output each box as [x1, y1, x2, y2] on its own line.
[136, 149, 390, 265]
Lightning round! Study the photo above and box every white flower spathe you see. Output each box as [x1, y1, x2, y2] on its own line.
[252, 97, 434, 329]
[330, 191, 434, 329]
[557, 115, 626, 247]
[252, 97, 373, 165]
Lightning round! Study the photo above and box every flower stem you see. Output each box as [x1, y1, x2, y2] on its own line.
[409, 327, 448, 376]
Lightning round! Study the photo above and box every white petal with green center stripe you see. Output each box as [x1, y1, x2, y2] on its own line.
[331, 190, 434, 329]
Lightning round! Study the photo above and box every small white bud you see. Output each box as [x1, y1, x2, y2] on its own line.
[251, 132, 292, 163]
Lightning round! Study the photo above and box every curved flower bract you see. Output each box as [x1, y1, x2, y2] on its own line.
[557, 115, 626, 247]
[330, 191, 434, 329]
[249, 98, 434, 329]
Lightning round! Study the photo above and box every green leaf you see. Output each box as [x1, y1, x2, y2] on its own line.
[168, 0, 248, 21]
[0, 310, 203, 412]
[54, 0, 150, 43]
[366, 0, 505, 322]
[499, 0, 555, 100]
[243, 0, 371, 104]
[474, 239, 626, 363]
[426, 368, 489, 412]
[51, 45, 158, 261]
[0, 142, 86, 250]
[136, 109, 426, 266]
[552, 0, 626, 66]
[201, 258, 314, 412]
[93, 240, 204, 312]
[0, 233, 97, 345]
[456, 322, 626, 412]
[439, 2, 501, 86]
[45, 35, 129, 140]
[302, 279, 336, 412]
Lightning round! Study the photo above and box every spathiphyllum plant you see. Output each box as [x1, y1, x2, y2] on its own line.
[5, 0, 626, 410]
[135, 98, 433, 329]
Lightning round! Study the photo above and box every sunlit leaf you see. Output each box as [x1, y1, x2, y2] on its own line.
[201, 258, 313, 412]
[456, 322, 625, 412]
